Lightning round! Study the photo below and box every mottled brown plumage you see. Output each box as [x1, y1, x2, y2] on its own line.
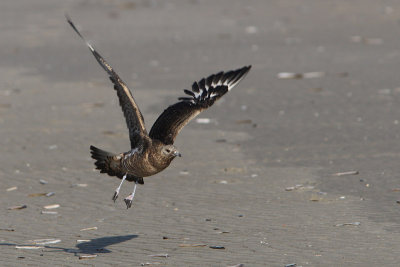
[67, 16, 251, 208]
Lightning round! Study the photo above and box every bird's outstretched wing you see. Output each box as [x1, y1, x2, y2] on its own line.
[66, 15, 147, 148]
[149, 66, 251, 145]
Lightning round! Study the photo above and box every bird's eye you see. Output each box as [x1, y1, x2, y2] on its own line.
[166, 149, 170, 153]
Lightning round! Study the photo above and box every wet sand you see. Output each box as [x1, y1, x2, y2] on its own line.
[2, 0, 400, 266]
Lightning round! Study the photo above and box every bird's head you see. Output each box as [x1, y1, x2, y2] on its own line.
[161, 145, 181, 159]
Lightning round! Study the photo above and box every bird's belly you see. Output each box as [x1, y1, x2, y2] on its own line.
[124, 158, 168, 177]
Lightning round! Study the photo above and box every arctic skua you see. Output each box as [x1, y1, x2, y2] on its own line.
[67, 16, 251, 209]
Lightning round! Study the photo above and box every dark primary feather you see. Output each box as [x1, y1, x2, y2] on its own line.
[149, 65, 251, 145]
[66, 15, 147, 148]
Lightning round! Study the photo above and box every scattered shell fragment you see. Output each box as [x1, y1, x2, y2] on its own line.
[79, 255, 97, 260]
[77, 240, 91, 243]
[6, 186, 17, 192]
[29, 193, 47, 197]
[44, 204, 60, 209]
[80, 227, 98, 231]
[179, 243, 207, 247]
[332, 171, 359, 176]
[179, 170, 189, 175]
[72, 183, 88, 188]
[365, 38, 383, 45]
[0, 228, 15, 231]
[16, 246, 44, 250]
[235, 119, 252, 124]
[277, 72, 302, 79]
[285, 184, 314, 191]
[48, 145, 58, 150]
[335, 222, 361, 227]
[309, 195, 320, 202]
[196, 118, 211, 124]
[245, 26, 258, 34]
[46, 192, 55, 197]
[209, 245, 225, 249]
[302, 72, 325, 79]
[141, 262, 162, 266]
[39, 179, 48, 184]
[227, 264, 244, 267]
[41, 211, 58, 215]
[8, 205, 27, 210]
[277, 72, 324, 79]
[285, 264, 297, 267]
[32, 239, 61, 245]
[350, 36, 383, 45]
[102, 130, 116, 136]
[148, 253, 169, 258]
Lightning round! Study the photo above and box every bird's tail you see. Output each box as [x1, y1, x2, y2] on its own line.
[89, 145, 144, 184]
[90, 145, 118, 176]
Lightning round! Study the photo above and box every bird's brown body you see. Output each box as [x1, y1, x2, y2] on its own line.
[108, 139, 176, 178]
[67, 15, 251, 208]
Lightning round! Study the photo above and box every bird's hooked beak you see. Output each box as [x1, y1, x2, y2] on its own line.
[174, 151, 182, 157]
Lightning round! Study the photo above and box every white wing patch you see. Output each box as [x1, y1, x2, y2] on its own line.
[180, 66, 251, 104]
[124, 148, 139, 160]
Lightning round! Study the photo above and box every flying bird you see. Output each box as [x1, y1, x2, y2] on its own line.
[67, 16, 251, 209]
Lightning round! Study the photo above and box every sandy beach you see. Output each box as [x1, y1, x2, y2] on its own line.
[2, 0, 400, 266]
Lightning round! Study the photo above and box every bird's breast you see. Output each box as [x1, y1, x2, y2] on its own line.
[122, 152, 169, 177]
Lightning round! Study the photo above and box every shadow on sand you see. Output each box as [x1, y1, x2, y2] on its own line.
[75, 234, 138, 254]
[1, 234, 138, 255]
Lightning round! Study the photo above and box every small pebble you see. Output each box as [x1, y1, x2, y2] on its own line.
[141, 262, 162, 266]
[39, 179, 48, 184]
[209, 245, 225, 249]
[148, 253, 169, 258]
[335, 222, 361, 227]
[0, 228, 15, 231]
[179, 243, 207, 247]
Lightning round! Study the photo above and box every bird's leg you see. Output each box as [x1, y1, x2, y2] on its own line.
[124, 181, 138, 209]
[112, 173, 127, 202]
